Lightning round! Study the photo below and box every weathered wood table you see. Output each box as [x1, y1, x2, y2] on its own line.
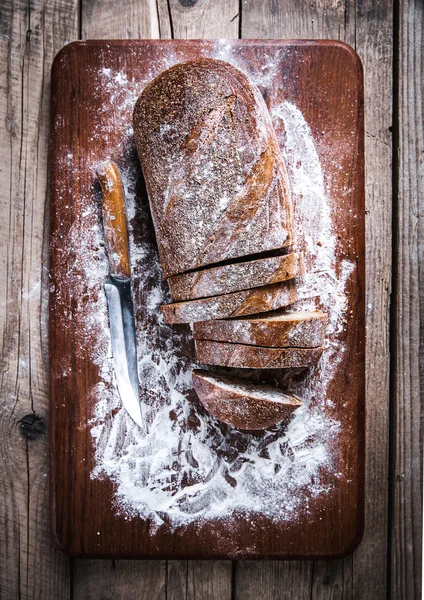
[0, 0, 422, 598]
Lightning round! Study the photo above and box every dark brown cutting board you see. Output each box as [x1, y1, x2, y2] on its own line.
[49, 39, 365, 559]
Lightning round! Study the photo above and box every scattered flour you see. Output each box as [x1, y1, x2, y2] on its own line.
[55, 44, 354, 529]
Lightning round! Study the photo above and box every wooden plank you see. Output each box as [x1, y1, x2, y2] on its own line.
[241, 0, 356, 46]
[81, 0, 160, 39]
[352, 2, 393, 598]
[310, 558, 351, 599]
[240, 1, 392, 599]
[391, 0, 423, 598]
[74, 3, 237, 598]
[74, 3, 165, 597]
[0, 0, 78, 598]
[73, 560, 166, 599]
[235, 561, 313, 600]
[167, 561, 232, 600]
[163, 0, 239, 39]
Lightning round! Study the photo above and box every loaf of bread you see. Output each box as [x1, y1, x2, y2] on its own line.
[134, 59, 324, 423]
[192, 370, 302, 430]
[161, 280, 298, 324]
[133, 58, 295, 279]
[167, 252, 304, 301]
[193, 310, 327, 347]
[195, 340, 323, 368]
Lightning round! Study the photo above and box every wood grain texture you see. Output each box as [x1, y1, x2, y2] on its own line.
[353, 2, 393, 598]
[167, 561, 232, 600]
[235, 560, 313, 599]
[81, 0, 160, 39]
[0, 0, 77, 598]
[240, 1, 392, 599]
[73, 560, 166, 600]
[164, 0, 239, 39]
[391, 0, 423, 598]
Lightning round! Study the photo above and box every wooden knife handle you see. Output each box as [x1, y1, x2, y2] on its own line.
[96, 160, 131, 278]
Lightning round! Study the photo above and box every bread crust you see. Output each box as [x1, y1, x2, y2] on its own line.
[195, 340, 323, 368]
[193, 310, 327, 348]
[192, 370, 302, 430]
[133, 58, 295, 278]
[167, 252, 304, 301]
[161, 280, 298, 324]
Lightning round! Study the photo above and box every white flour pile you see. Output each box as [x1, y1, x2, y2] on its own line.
[65, 42, 354, 528]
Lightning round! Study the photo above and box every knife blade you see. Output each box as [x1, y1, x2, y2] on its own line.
[96, 160, 142, 428]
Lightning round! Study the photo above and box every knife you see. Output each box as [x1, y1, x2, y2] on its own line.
[96, 160, 143, 428]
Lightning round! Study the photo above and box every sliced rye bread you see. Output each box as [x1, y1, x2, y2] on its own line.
[167, 251, 304, 301]
[161, 280, 298, 324]
[193, 310, 327, 348]
[192, 370, 302, 430]
[133, 58, 295, 278]
[195, 340, 323, 368]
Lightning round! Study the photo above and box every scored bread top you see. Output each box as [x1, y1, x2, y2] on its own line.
[133, 58, 295, 278]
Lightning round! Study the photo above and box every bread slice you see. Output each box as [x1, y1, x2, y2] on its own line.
[192, 370, 302, 430]
[133, 58, 295, 278]
[193, 310, 327, 348]
[167, 252, 304, 301]
[195, 340, 323, 368]
[161, 280, 298, 324]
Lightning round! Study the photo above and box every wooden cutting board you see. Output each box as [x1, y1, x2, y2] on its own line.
[49, 39, 365, 559]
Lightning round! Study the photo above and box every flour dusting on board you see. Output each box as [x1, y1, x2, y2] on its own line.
[76, 46, 354, 528]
